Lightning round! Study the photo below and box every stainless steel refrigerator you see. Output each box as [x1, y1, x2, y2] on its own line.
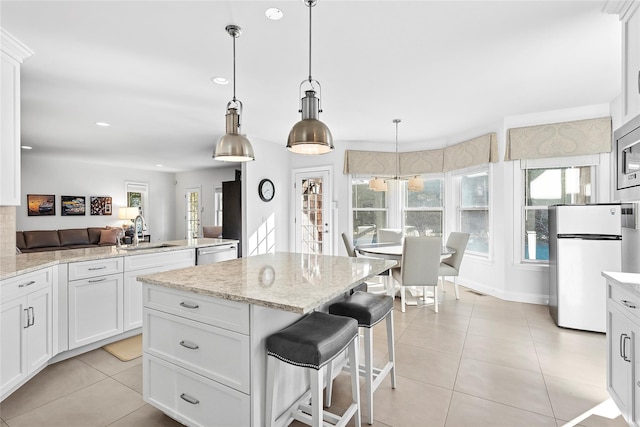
[548, 204, 622, 332]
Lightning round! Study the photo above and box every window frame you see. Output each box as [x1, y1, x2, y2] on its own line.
[455, 166, 491, 258]
[401, 174, 445, 237]
[350, 175, 390, 246]
[518, 155, 599, 264]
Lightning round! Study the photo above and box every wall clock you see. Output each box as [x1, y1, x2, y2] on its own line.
[258, 178, 275, 202]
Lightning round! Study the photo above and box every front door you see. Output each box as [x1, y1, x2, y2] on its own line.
[185, 187, 201, 239]
[292, 168, 332, 255]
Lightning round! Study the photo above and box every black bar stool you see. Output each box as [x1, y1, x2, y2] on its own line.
[327, 291, 396, 425]
[265, 311, 361, 427]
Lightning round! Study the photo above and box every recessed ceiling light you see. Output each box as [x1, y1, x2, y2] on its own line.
[95, 122, 111, 127]
[265, 8, 283, 20]
[156, 164, 164, 167]
[21, 145, 33, 150]
[212, 77, 228, 85]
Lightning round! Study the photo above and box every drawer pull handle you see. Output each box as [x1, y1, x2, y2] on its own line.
[180, 393, 199, 405]
[18, 280, 36, 288]
[179, 302, 199, 309]
[179, 340, 199, 350]
[88, 278, 107, 283]
[621, 300, 637, 309]
[88, 266, 107, 271]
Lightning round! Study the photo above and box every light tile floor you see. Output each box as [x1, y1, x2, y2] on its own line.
[0, 285, 630, 427]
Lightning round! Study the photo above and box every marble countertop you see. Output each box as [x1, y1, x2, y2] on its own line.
[0, 238, 238, 280]
[138, 252, 396, 314]
[602, 271, 640, 298]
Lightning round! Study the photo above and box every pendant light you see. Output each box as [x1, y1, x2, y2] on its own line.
[286, 0, 333, 155]
[213, 25, 255, 162]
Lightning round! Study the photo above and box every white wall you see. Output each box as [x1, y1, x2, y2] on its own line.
[19, 154, 176, 241]
[174, 166, 237, 239]
[243, 138, 291, 256]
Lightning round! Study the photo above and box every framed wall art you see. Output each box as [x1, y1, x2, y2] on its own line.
[90, 196, 112, 215]
[61, 196, 86, 216]
[27, 194, 56, 216]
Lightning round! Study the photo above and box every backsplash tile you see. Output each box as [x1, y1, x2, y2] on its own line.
[0, 206, 17, 256]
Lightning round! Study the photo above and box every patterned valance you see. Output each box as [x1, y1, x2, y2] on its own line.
[343, 150, 398, 176]
[443, 133, 498, 172]
[344, 132, 497, 176]
[505, 116, 612, 161]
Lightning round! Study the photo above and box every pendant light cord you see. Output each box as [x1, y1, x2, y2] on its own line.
[307, 0, 313, 83]
[232, 32, 237, 103]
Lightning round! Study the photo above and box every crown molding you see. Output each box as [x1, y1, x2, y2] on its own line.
[1, 28, 34, 63]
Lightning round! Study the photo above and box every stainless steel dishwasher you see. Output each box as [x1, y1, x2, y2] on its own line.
[196, 244, 237, 265]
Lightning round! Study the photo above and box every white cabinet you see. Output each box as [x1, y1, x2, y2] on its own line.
[622, 2, 640, 123]
[142, 284, 250, 427]
[123, 249, 194, 331]
[0, 268, 53, 399]
[67, 258, 124, 349]
[605, 274, 640, 427]
[0, 29, 33, 205]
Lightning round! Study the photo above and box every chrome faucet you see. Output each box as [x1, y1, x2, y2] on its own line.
[133, 214, 146, 246]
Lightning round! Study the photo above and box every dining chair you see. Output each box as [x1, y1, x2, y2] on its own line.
[377, 228, 403, 244]
[341, 232, 357, 257]
[391, 236, 441, 313]
[439, 232, 470, 300]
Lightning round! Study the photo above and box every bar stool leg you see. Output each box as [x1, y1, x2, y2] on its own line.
[348, 336, 362, 427]
[324, 360, 334, 407]
[309, 367, 323, 427]
[364, 328, 374, 424]
[265, 356, 279, 427]
[387, 310, 396, 389]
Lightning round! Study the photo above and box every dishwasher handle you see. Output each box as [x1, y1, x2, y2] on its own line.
[198, 245, 236, 256]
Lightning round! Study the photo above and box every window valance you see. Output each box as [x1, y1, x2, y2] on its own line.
[443, 133, 498, 172]
[505, 116, 611, 161]
[344, 132, 497, 176]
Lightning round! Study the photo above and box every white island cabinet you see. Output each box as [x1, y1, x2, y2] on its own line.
[603, 271, 640, 427]
[138, 252, 395, 427]
[0, 267, 54, 400]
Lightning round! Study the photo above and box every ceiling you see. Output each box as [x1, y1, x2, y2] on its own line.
[1, 1, 622, 172]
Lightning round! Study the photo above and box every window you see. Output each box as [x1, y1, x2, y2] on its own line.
[403, 177, 444, 236]
[351, 176, 387, 246]
[214, 187, 222, 226]
[459, 170, 489, 255]
[523, 166, 592, 261]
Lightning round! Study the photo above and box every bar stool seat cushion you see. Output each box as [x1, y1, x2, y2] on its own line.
[266, 311, 358, 370]
[329, 291, 393, 328]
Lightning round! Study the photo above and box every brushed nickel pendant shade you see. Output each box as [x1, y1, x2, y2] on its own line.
[214, 24, 255, 162]
[287, 0, 333, 155]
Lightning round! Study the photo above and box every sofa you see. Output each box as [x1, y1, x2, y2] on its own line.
[16, 227, 122, 253]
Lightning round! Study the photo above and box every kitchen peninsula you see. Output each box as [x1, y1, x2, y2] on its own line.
[137, 252, 395, 427]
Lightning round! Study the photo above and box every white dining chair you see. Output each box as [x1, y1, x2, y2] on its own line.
[439, 232, 470, 299]
[342, 232, 391, 294]
[377, 228, 403, 244]
[391, 236, 441, 313]
[341, 232, 357, 257]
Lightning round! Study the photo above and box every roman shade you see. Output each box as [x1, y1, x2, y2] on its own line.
[344, 132, 498, 176]
[505, 116, 612, 161]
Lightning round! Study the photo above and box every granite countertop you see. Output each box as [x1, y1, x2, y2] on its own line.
[0, 238, 238, 280]
[138, 252, 396, 314]
[602, 271, 640, 298]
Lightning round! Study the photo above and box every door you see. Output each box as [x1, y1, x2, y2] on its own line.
[292, 168, 332, 255]
[26, 286, 52, 372]
[185, 187, 201, 239]
[607, 304, 633, 419]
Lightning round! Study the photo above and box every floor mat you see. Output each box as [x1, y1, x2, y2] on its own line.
[102, 334, 142, 362]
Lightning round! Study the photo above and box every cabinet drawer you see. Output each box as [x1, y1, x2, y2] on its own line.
[143, 285, 249, 334]
[144, 353, 250, 427]
[125, 249, 194, 272]
[1, 268, 52, 302]
[68, 257, 123, 281]
[144, 308, 249, 393]
[609, 283, 640, 322]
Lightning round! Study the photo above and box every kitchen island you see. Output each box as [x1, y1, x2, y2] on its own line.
[137, 252, 395, 427]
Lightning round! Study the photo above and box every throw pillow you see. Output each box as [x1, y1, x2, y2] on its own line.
[99, 228, 119, 245]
